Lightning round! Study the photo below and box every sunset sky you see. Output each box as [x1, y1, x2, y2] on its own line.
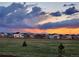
[0, 2, 79, 34]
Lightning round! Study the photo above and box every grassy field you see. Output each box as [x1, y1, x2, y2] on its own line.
[0, 38, 79, 57]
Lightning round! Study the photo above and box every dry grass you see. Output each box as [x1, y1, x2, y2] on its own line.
[0, 38, 79, 57]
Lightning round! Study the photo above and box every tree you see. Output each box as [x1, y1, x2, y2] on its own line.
[58, 43, 65, 57]
[22, 41, 27, 47]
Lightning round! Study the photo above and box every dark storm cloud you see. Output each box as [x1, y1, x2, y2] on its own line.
[0, 3, 29, 28]
[0, 2, 79, 30]
[63, 3, 76, 7]
[50, 6, 79, 16]
[38, 19, 79, 29]
[50, 11, 62, 16]
[26, 6, 46, 18]
[0, 3, 24, 18]
[64, 7, 79, 15]
[0, 6, 6, 18]
[0, 2, 46, 28]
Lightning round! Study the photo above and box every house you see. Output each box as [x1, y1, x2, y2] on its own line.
[61, 34, 72, 39]
[0, 33, 4, 38]
[76, 34, 79, 39]
[29, 33, 35, 39]
[23, 33, 31, 38]
[48, 34, 60, 39]
[0, 32, 6, 38]
[7, 33, 14, 38]
[13, 32, 24, 38]
[71, 34, 79, 39]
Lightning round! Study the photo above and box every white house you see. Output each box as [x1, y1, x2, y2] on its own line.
[13, 33, 24, 38]
[48, 34, 60, 39]
[62, 34, 72, 39]
[0, 33, 7, 38]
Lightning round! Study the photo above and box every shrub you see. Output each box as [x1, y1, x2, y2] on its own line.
[58, 43, 65, 57]
[22, 41, 27, 47]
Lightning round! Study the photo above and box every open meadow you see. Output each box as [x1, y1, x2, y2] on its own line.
[0, 38, 79, 57]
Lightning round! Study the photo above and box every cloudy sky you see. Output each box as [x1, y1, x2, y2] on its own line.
[0, 2, 79, 34]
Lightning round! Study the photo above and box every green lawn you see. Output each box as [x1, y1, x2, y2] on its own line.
[0, 38, 79, 57]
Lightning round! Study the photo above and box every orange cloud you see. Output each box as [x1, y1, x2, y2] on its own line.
[47, 28, 79, 34]
[10, 28, 79, 34]
[10, 28, 47, 34]
[37, 15, 71, 25]
[22, 29, 47, 33]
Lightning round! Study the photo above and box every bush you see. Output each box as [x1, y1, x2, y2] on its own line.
[22, 41, 27, 47]
[58, 43, 65, 57]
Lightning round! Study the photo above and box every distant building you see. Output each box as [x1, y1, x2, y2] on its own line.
[0, 32, 79, 40]
[0, 32, 7, 38]
[23, 33, 31, 38]
[71, 34, 79, 39]
[13, 32, 24, 38]
[76, 34, 79, 39]
[61, 34, 72, 39]
[48, 34, 60, 39]
[7, 33, 14, 38]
